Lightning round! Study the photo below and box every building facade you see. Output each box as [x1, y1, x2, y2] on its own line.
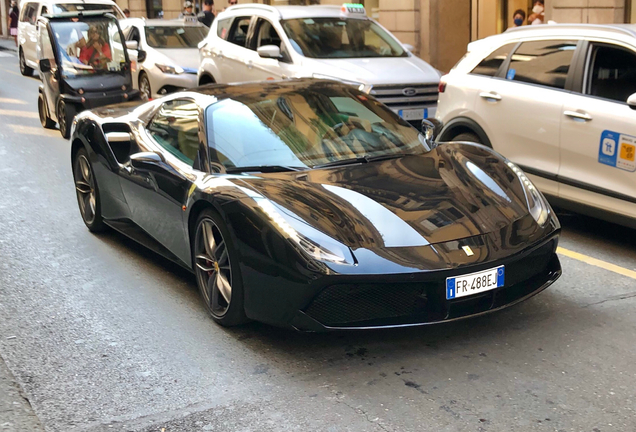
[3, 0, 636, 70]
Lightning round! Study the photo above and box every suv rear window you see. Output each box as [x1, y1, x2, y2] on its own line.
[471, 43, 516, 77]
[216, 18, 232, 40]
[20, 3, 38, 24]
[506, 40, 577, 90]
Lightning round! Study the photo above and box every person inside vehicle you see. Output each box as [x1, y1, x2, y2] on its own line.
[198, 0, 215, 27]
[79, 26, 111, 69]
[56, 24, 86, 64]
[512, 9, 526, 27]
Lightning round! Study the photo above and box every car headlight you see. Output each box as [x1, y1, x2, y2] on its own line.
[506, 161, 549, 226]
[156, 64, 184, 74]
[256, 199, 355, 265]
[311, 73, 372, 94]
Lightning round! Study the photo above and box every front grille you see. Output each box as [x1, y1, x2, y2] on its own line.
[304, 238, 558, 328]
[370, 83, 438, 109]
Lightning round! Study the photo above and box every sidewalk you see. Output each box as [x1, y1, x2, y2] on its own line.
[0, 37, 17, 52]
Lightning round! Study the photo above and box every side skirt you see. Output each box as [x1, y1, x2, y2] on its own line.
[104, 219, 193, 272]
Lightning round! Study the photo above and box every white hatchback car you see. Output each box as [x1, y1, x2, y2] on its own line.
[18, 0, 123, 76]
[198, 3, 441, 128]
[120, 18, 209, 100]
[436, 24, 636, 228]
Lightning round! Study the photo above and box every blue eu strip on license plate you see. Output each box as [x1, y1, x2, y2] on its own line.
[446, 265, 505, 300]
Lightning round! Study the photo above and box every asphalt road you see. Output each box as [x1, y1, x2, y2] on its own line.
[1, 48, 636, 432]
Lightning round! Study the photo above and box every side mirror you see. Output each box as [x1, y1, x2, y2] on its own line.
[628, 93, 636, 111]
[137, 49, 147, 63]
[39, 58, 51, 73]
[403, 44, 414, 52]
[257, 45, 282, 60]
[125, 40, 138, 51]
[420, 118, 443, 149]
[130, 152, 165, 169]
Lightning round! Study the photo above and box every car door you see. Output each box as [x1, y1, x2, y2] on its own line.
[123, 24, 142, 88]
[37, 20, 59, 118]
[119, 98, 202, 264]
[474, 39, 579, 196]
[216, 15, 255, 82]
[249, 18, 295, 81]
[558, 40, 636, 217]
[20, 3, 39, 66]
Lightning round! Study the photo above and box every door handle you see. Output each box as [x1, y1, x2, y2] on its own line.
[479, 91, 502, 102]
[564, 110, 592, 122]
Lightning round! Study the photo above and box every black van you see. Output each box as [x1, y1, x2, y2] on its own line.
[37, 11, 140, 138]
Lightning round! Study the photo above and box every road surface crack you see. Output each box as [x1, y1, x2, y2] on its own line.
[583, 291, 636, 307]
[335, 398, 393, 432]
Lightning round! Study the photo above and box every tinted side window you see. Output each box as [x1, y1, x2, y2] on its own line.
[41, 5, 48, 15]
[227, 16, 251, 47]
[255, 19, 281, 48]
[216, 17, 232, 40]
[587, 44, 636, 104]
[471, 43, 516, 77]
[147, 99, 200, 167]
[507, 40, 577, 90]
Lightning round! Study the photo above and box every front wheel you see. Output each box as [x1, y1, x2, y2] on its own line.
[193, 209, 248, 327]
[19, 49, 33, 77]
[38, 94, 55, 129]
[57, 100, 76, 139]
[73, 148, 106, 232]
[139, 73, 152, 101]
[451, 132, 482, 144]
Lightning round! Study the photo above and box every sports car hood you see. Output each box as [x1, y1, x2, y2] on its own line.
[155, 48, 200, 71]
[305, 55, 440, 86]
[238, 144, 534, 251]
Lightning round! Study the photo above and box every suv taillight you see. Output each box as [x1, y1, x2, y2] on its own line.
[438, 80, 447, 93]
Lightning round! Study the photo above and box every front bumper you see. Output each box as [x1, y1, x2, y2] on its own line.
[288, 235, 561, 331]
[149, 71, 197, 97]
[63, 90, 141, 109]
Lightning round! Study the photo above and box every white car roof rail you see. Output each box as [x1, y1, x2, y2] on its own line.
[226, 4, 282, 19]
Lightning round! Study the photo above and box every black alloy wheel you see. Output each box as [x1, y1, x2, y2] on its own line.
[19, 49, 33, 76]
[73, 148, 106, 232]
[139, 73, 152, 101]
[193, 210, 247, 326]
[38, 94, 55, 129]
[57, 100, 76, 139]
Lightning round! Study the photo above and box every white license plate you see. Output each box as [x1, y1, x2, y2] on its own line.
[446, 265, 505, 300]
[397, 107, 436, 121]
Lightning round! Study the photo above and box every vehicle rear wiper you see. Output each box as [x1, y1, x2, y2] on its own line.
[224, 165, 308, 174]
[313, 153, 410, 169]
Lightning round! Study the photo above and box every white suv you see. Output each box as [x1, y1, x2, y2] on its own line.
[436, 24, 636, 228]
[198, 3, 441, 128]
[18, 0, 123, 76]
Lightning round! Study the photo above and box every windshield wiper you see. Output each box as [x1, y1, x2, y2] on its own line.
[313, 153, 410, 169]
[224, 165, 308, 174]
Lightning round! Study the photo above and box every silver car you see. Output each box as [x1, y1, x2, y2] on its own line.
[120, 17, 208, 100]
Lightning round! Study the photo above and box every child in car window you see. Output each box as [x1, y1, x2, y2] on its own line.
[79, 26, 111, 69]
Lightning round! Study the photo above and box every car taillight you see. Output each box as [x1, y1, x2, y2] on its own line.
[438, 80, 447, 93]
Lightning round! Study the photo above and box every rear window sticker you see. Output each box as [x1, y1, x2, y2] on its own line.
[506, 69, 516, 80]
[598, 130, 636, 172]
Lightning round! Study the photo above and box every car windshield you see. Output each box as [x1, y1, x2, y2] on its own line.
[281, 18, 406, 59]
[51, 18, 127, 77]
[52, 4, 122, 18]
[144, 26, 207, 48]
[205, 82, 432, 171]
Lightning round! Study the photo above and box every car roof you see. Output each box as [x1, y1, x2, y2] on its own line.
[48, 0, 119, 4]
[121, 17, 205, 27]
[223, 4, 369, 20]
[504, 23, 636, 39]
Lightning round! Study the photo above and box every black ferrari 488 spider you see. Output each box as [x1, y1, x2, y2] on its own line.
[70, 79, 561, 331]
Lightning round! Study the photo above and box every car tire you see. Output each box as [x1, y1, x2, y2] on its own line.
[57, 99, 76, 139]
[193, 209, 248, 327]
[451, 132, 482, 144]
[73, 147, 107, 233]
[139, 72, 152, 101]
[38, 94, 55, 129]
[19, 48, 33, 77]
